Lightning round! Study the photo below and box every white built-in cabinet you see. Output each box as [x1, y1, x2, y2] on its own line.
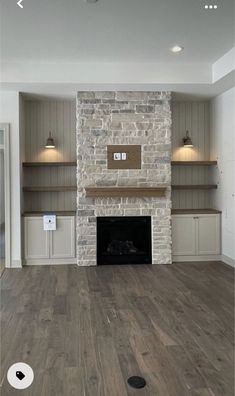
[24, 216, 76, 265]
[172, 214, 221, 260]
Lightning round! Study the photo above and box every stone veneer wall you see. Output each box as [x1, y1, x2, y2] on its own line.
[76, 91, 172, 266]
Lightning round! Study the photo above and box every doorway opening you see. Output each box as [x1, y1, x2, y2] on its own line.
[0, 124, 10, 271]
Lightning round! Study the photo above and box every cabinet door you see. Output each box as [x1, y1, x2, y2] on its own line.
[50, 216, 75, 259]
[172, 216, 196, 255]
[197, 215, 220, 255]
[24, 217, 50, 259]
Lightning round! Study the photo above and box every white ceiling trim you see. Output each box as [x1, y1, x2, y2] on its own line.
[1, 61, 211, 84]
[212, 47, 235, 83]
[1, 50, 234, 99]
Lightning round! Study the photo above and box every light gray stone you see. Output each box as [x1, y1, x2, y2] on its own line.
[91, 129, 108, 137]
[136, 105, 155, 113]
[148, 100, 163, 105]
[96, 179, 117, 186]
[85, 119, 102, 128]
[110, 122, 122, 130]
[81, 99, 101, 104]
[96, 92, 116, 99]
[76, 91, 172, 266]
[77, 210, 95, 216]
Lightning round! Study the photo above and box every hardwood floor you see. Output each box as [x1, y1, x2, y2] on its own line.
[0, 262, 234, 395]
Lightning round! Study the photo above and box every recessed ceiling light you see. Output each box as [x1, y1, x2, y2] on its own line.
[171, 45, 184, 53]
[205, 5, 209, 8]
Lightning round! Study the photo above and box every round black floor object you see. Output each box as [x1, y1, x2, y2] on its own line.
[127, 376, 146, 389]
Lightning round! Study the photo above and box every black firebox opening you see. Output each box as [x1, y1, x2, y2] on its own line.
[97, 216, 152, 265]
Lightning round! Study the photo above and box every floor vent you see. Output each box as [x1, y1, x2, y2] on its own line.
[127, 376, 146, 389]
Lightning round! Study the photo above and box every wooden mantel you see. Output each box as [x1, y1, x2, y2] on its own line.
[85, 186, 167, 198]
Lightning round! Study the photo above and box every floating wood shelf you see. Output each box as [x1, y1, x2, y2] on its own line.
[22, 211, 76, 217]
[23, 186, 77, 192]
[23, 162, 76, 167]
[171, 161, 217, 166]
[172, 208, 221, 215]
[172, 184, 217, 190]
[85, 186, 167, 198]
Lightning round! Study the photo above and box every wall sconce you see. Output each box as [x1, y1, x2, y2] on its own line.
[183, 131, 193, 147]
[45, 132, 55, 149]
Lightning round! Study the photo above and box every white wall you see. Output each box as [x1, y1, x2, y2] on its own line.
[210, 87, 235, 265]
[0, 91, 22, 267]
[0, 149, 4, 225]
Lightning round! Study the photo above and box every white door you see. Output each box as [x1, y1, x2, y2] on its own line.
[197, 215, 220, 255]
[24, 217, 50, 259]
[50, 216, 75, 259]
[172, 215, 196, 255]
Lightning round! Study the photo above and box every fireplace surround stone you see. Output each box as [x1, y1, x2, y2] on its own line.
[76, 91, 172, 265]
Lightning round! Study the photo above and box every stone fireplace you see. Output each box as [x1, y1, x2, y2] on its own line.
[76, 91, 172, 266]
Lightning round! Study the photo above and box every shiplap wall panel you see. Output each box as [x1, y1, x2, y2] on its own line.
[25, 100, 76, 161]
[172, 101, 214, 209]
[24, 99, 76, 212]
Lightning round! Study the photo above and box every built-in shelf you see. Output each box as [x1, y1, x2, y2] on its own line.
[172, 208, 221, 215]
[172, 184, 217, 190]
[23, 162, 76, 167]
[23, 186, 77, 192]
[22, 211, 76, 217]
[86, 186, 167, 198]
[171, 161, 217, 166]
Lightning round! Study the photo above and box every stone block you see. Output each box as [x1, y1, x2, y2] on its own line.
[77, 210, 95, 216]
[116, 92, 150, 101]
[136, 105, 155, 113]
[91, 129, 108, 137]
[88, 217, 96, 223]
[82, 109, 95, 115]
[78, 92, 95, 99]
[118, 109, 135, 113]
[112, 113, 153, 122]
[135, 122, 153, 130]
[96, 160, 106, 165]
[148, 100, 163, 105]
[85, 119, 103, 128]
[80, 99, 101, 104]
[96, 92, 116, 99]
[96, 179, 117, 186]
[124, 209, 141, 216]
[121, 122, 136, 130]
[110, 122, 123, 130]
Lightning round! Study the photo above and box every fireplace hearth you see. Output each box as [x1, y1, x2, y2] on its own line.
[97, 217, 152, 265]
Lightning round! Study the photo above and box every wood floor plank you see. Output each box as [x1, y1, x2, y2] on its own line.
[0, 262, 234, 396]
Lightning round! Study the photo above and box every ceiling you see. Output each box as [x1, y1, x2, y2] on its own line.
[0, 0, 234, 98]
[1, 0, 234, 63]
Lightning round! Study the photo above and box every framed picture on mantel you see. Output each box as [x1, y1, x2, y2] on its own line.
[107, 145, 141, 169]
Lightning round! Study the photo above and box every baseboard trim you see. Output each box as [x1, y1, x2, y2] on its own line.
[11, 259, 23, 268]
[173, 255, 221, 262]
[24, 258, 77, 266]
[221, 254, 235, 268]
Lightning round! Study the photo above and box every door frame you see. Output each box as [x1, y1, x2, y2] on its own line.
[0, 123, 11, 268]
